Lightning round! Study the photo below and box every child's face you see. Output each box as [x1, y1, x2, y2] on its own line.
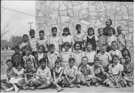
[123, 50, 129, 56]
[14, 49, 19, 54]
[25, 49, 31, 55]
[82, 58, 88, 65]
[87, 44, 92, 51]
[64, 30, 69, 36]
[55, 62, 60, 68]
[112, 42, 118, 50]
[39, 33, 44, 39]
[100, 46, 106, 53]
[23, 36, 28, 42]
[75, 44, 80, 51]
[65, 46, 69, 52]
[17, 65, 22, 71]
[117, 26, 122, 35]
[7, 62, 13, 68]
[108, 29, 113, 36]
[95, 60, 100, 66]
[98, 29, 103, 35]
[38, 47, 43, 54]
[30, 33, 35, 38]
[52, 29, 57, 36]
[50, 47, 55, 53]
[77, 27, 81, 33]
[106, 20, 111, 26]
[125, 56, 131, 63]
[88, 30, 94, 36]
[41, 62, 46, 68]
[27, 62, 32, 68]
[69, 61, 74, 68]
[113, 57, 119, 65]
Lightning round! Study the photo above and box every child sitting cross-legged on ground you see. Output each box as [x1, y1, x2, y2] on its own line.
[31, 58, 52, 89]
[92, 57, 108, 87]
[52, 59, 64, 92]
[79, 56, 95, 87]
[24, 58, 37, 90]
[122, 55, 134, 87]
[104, 55, 124, 88]
[1, 60, 16, 92]
[62, 57, 82, 88]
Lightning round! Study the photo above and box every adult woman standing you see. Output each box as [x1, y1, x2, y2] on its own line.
[103, 19, 115, 36]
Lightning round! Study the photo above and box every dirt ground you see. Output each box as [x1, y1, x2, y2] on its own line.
[0, 85, 134, 93]
[1, 51, 134, 93]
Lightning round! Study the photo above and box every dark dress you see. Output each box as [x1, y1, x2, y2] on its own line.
[86, 36, 97, 51]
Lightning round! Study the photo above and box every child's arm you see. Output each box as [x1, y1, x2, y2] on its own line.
[53, 69, 56, 81]
[57, 68, 64, 81]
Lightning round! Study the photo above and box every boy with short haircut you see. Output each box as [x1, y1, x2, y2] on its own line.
[96, 44, 112, 72]
[12, 46, 24, 68]
[47, 27, 62, 53]
[37, 30, 48, 51]
[63, 57, 81, 88]
[31, 58, 52, 89]
[47, 44, 59, 69]
[29, 29, 38, 57]
[79, 56, 95, 87]
[19, 34, 29, 56]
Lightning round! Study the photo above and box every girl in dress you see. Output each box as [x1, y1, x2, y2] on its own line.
[61, 27, 74, 51]
[104, 55, 124, 88]
[123, 55, 134, 87]
[73, 42, 85, 67]
[52, 59, 64, 92]
[84, 27, 98, 51]
[9, 64, 26, 92]
[60, 42, 73, 68]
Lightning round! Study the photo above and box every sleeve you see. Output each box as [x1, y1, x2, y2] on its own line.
[95, 36, 98, 41]
[108, 53, 112, 61]
[71, 36, 74, 44]
[58, 37, 62, 45]
[108, 64, 112, 73]
[47, 68, 52, 79]
[119, 51, 123, 59]
[36, 68, 40, 76]
[119, 65, 124, 72]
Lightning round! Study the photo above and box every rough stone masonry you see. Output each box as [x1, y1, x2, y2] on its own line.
[35, 1, 134, 59]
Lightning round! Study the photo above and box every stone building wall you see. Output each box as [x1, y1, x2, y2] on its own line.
[35, 1, 133, 58]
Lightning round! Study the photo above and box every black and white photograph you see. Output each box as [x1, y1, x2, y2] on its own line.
[1, 0, 134, 93]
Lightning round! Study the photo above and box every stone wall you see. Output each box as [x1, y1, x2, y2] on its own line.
[35, 1, 133, 58]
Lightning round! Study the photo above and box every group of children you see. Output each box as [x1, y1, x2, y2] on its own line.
[1, 19, 133, 93]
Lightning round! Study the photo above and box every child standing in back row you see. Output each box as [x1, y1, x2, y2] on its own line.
[84, 27, 98, 51]
[29, 29, 38, 57]
[37, 30, 48, 51]
[97, 28, 107, 53]
[117, 26, 127, 51]
[47, 27, 62, 53]
[107, 28, 117, 52]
